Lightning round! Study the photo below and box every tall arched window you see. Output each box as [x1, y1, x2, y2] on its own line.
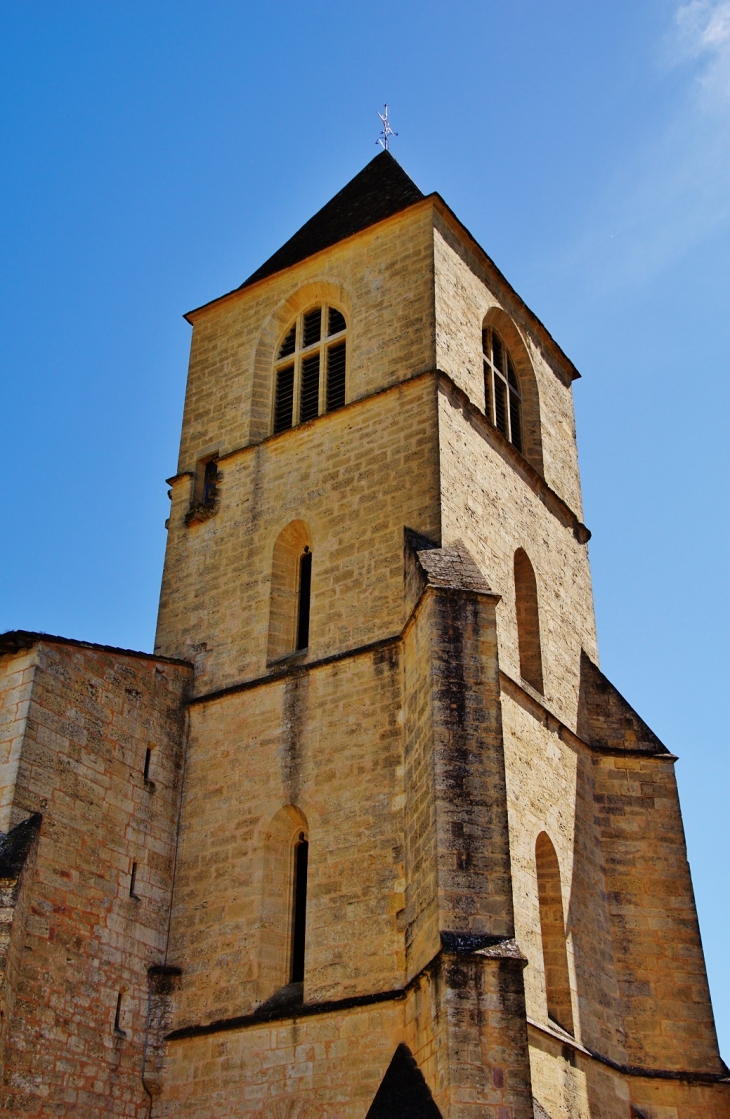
[483, 326, 522, 452]
[290, 832, 309, 984]
[273, 305, 347, 434]
[258, 806, 309, 1001]
[268, 521, 313, 663]
[535, 832, 574, 1035]
[514, 548, 544, 693]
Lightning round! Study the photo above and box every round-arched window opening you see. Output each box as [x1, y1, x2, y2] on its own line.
[482, 327, 522, 453]
[273, 305, 347, 435]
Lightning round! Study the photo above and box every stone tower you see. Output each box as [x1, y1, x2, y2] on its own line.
[0, 152, 727, 1119]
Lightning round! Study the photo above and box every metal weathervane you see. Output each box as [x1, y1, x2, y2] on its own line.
[376, 105, 397, 151]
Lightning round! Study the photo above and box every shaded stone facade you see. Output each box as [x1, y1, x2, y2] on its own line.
[0, 153, 727, 1118]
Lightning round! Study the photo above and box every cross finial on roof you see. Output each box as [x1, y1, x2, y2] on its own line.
[376, 105, 397, 151]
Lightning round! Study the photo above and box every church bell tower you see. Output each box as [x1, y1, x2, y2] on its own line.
[149, 152, 728, 1119]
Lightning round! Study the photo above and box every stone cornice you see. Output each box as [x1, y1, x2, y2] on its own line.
[166, 369, 590, 544]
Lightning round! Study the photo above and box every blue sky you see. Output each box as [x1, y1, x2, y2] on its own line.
[1, 0, 728, 1055]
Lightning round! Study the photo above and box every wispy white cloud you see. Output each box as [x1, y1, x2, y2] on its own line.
[559, 1, 730, 295]
[672, 0, 730, 101]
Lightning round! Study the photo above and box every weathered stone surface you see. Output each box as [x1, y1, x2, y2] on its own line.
[0, 156, 726, 1119]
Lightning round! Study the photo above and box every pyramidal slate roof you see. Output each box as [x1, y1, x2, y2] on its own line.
[240, 151, 425, 290]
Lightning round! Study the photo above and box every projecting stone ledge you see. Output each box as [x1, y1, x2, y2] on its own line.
[404, 529, 495, 609]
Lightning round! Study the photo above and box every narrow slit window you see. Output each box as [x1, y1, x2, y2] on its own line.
[129, 862, 139, 898]
[290, 834, 309, 983]
[326, 342, 347, 412]
[296, 548, 312, 651]
[143, 747, 152, 782]
[202, 458, 218, 505]
[274, 364, 295, 434]
[273, 306, 347, 433]
[267, 522, 312, 663]
[114, 992, 125, 1035]
[483, 327, 523, 451]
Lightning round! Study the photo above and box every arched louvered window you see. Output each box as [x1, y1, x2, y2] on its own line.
[514, 548, 544, 693]
[273, 305, 347, 434]
[483, 327, 522, 452]
[536, 832, 574, 1035]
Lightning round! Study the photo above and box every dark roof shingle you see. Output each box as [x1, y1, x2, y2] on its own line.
[239, 151, 425, 290]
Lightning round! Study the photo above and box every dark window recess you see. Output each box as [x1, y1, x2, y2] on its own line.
[274, 365, 295, 433]
[296, 548, 312, 651]
[129, 862, 139, 898]
[509, 390, 522, 452]
[483, 359, 492, 423]
[482, 327, 490, 356]
[328, 307, 346, 336]
[299, 354, 320, 423]
[302, 308, 322, 348]
[326, 342, 346, 412]
[494, 376, 508, 437]
[114, 992, 125, 1034]
[278, 323, 296, 359]
[202, 459, 218, 505]
[290, 836, 309, 983]
[143, 747, 152, 781]
[492, 332, 504, 374]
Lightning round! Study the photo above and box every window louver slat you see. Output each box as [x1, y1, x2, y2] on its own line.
[326, 342, 346, 412]
[507, 355, 519, 392]
[303, 308, 322, 348]
[492, 333, 504, 374]
[300, 353, 320, 422]
[274, 365, 295, 433]
[278, 323, 297, 359]
[483, 360, 492, 424]
[509, 389, 522, 452]
[328, 307, 346, 336]
[494, 375, 508, 436]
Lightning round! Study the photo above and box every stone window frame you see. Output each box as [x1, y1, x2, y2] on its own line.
[483, 326, 523, 451]
[184, 453, 221, 527]
[514, 547, 544, 695]
[257, 805, 310, 1003]
[482, 307, 544, 476]
[535, 831, 575, 1036]
[267, 519, 313, 665]
[272, 304, 348, 435]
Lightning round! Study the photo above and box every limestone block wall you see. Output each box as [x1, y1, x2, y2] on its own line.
[166, 644, 406, 1031]
[500, 687, 626, 1065]
[157, 374, 442, 694]
[0, 639, 191, 1118]
[437, 383, 597, 730]
[432, 213, 584, 518]
[177, 202, 435, 471]
[594, 751, 723, 1075]
[0, 647, 36, 831]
